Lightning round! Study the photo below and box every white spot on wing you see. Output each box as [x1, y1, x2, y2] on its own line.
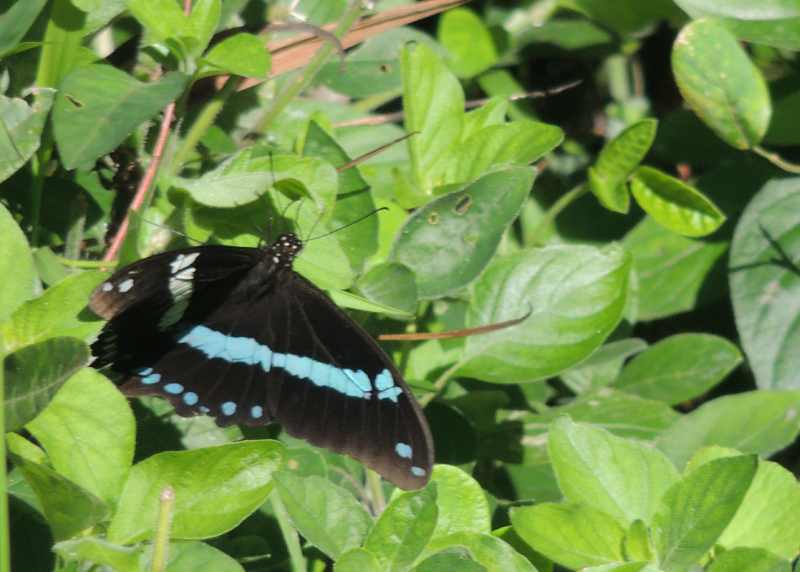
[118, 278, 134, 293]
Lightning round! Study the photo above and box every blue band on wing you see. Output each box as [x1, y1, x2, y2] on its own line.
[178, 324, 400, 402]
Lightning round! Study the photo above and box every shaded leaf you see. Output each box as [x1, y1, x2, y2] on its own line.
[3, 338, 88, 432]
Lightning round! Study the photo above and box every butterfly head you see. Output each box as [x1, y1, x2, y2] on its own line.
[265, 233, 303, 269]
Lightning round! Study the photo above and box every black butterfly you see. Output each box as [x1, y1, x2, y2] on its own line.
[90, 233, 434, 489]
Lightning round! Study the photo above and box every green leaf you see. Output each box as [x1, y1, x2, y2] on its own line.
[549, 417, 679, 526]
[730, 178, 800, 389]
[26, 369, 135, 506]
[185, 0, 221, 57]
[511, 502, 626, 569]
[178, 151, 337, 211]
[623, 520, 654, 563]
[428, 465, 491, 541]
[11, 453, 108, 541]
[0, 202, 37, 322]
[128, 0, 189, 44]
[560, 0, 681, 36]
[707, 547, 791, 572]
[0, 0, 48, 57]
[152, 540, 244, 572]
[390, 167, 534, 299]
[623, 217, 728, 320]
[447, 122, 563, 185]
[401, 42, 464, 197]
[364, 484, 438, 570]
[416, 549, 487, 572]
[54, 537, 140, 572]
[356, 262, 417, 316]
[52, 65, 188, 170]
[274, 472, 372, 559]
[589, 119, 658, 214]
[630, 167, 726, 237]
[0, 270, 106, 352]
[561, 338, 648, 394]
[438, 7, 497, 78]
[656, 390, 800, 469]
[55, 537, 246, 572]
[0, 90, 54, 184]
[335, 548, 383, 572]
[302, 120, 378, 272]
[614, 333, 742, 404]
[201, 33, 270, 78]
[3, 338, 88, 432]
[458, 243, 630, 383]
[673, 0, 800, 50]
[581, 564, 661, 572]
[693, 452, 800, 560]
[108, 441, 284, 543]
[524, 390, 680, 443]
[671, 19, 771, 149]
[128, 0, 219, 59]
[653, 455, 757, 571]
[425, 532, 536, 572]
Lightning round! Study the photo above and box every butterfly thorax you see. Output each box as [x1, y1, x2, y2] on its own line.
[263, 233, 303, 270]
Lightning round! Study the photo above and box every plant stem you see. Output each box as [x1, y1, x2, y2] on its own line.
[256, 1, 363, 134]
[271, 493, 305, 572]
[150, 486, 175, 572]
[366, 469, 386, 514]
[419, 361, 461, 408]
[528, 183, 589, 246]
[168, 75, 241, 178]
[29, 143, 52, 247]
[753, 145, 800, 174]
[0, 352, 9, 572]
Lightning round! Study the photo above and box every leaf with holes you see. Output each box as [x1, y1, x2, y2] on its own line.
[391, 167, 534, 299]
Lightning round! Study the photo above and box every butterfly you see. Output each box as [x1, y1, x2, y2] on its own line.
[89, 233, 434, 489]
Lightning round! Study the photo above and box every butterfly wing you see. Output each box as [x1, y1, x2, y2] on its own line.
[91, 248, 433, 489]
[90, 245, 261, 372]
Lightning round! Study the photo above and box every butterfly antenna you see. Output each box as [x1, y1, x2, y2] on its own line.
[306, 207, 388, 242]
[140, 218, 203, 245]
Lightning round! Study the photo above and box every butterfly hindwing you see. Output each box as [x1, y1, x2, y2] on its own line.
[90, 238, 434, 490]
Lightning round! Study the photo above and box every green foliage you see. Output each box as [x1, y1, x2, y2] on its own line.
[2, 1, 799, 571]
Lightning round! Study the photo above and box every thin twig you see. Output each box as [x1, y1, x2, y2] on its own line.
[102, 0, 193, 262]
[102, 101, 177, 262]
[333, 80, 583, 128]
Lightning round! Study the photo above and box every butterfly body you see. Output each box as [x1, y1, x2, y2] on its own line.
[90, 234, 433, 489]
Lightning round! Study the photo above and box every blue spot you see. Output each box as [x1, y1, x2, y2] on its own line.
[221, 401, 236, 415]
[164, 383, 183, 394]
[375, 369, 394, 391]
[258, 345, 272, 372]
[378, 386, 402, 402]
[310, 361, 334, 391]
[345, 369, 372, 393]
[251, 405, 263, 418]
[183, 392, 198, 405]
[285, 354, 311, 378]
[137, 367, 154, 376]
[179, 324, 397, 403]
[411, 466, 426, 477]
[222, 335, 259, 363]
[199, 405, 210, 414]
[141, 373, 161, 385]
[395, 442, 412, 459]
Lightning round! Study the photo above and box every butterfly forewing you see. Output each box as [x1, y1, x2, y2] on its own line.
[89, 235, 433, 490]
